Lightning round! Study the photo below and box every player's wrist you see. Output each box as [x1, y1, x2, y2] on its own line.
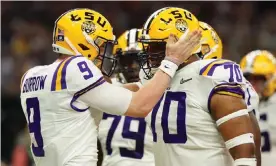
[164, 56, 182, 66]
[158, 59, 178, 78]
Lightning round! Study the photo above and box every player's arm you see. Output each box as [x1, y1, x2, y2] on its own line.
[122, 82, 142, 92]
[78, 70, 170, 117]
[78, 31, 201, 117]
[210, 92, 257, 166]
[124, 70, 171, 117]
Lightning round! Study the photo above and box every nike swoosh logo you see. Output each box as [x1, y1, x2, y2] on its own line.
[180, 78, 192, 84]
[164, 65, 169, 69]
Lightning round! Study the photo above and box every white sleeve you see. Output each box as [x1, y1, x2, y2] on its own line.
[201, 60, 259, 115]
[199, 59, 247, 112]
[65, 56, 103, 92]
[64, 56, 132, 115]
[77, 82, 133, 115]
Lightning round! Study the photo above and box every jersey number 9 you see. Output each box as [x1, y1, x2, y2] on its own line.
[26, 97, 45, 157]
[77, 61, 93, 80]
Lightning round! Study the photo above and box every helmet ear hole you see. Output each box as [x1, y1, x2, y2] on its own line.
[88, 54, 91, 58]
[78, 43, 90, 50]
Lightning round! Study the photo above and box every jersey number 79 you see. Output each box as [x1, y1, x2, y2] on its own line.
[102, 114, 146, 159]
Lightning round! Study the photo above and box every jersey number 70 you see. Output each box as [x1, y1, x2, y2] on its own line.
[151, 91, 187, 143]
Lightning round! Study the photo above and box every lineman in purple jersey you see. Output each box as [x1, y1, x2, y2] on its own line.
[137, 7, 260, 166]
[19, 8, 201, 166]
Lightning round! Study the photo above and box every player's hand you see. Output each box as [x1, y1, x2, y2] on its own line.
[165, 30, 202, 66]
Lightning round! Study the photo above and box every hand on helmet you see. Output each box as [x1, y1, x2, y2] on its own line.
[165, 30, 202, 66]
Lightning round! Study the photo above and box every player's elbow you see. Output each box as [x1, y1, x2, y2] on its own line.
[136, 105, 151, 118]
[124, 91, 155, 117]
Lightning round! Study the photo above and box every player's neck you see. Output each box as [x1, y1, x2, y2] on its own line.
[177, 55, 199, 70]
[55, 54, 72, 62]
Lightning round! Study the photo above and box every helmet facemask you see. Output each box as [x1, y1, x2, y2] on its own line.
[138, 38, 198, 80]
[96, 39, 118, 77]
[116, 49, 140, 82]
[138, 39, 166, 80]
[113, 28, 144, 82]
[84, 33, 118, 77]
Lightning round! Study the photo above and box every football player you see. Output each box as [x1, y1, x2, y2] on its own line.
[199, 21, 261, 166]
[240, 50, 276, 166]
[19, 8, 201, 166]
[113, 28, 143, 83]
[98, 29, 155, 166]
[138, 7, 259, 166]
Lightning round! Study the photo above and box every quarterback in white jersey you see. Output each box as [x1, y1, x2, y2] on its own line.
[21, 56, 107, 165]
[98, 29, 155, 166]
[138, 7, 260, 166]
[240, 50, 276, 166]
[20, 8, 201, 166]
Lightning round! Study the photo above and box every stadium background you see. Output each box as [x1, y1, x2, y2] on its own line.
[1, 1, 276, 166]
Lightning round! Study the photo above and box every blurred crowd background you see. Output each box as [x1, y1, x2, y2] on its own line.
[1, 1, 276, 165]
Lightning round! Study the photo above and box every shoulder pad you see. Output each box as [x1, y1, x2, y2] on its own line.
[199, 59, 245, 84]
[51, 56, 103, 92]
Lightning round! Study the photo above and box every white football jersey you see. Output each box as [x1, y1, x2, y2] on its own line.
[140, 59, 255, 166]
[20, 56, 132, 166]
[259, 93, 276, 166]
[244, 80, 260, 119]
[98, 77, 155, 166]
[98, 114, 155, 166]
